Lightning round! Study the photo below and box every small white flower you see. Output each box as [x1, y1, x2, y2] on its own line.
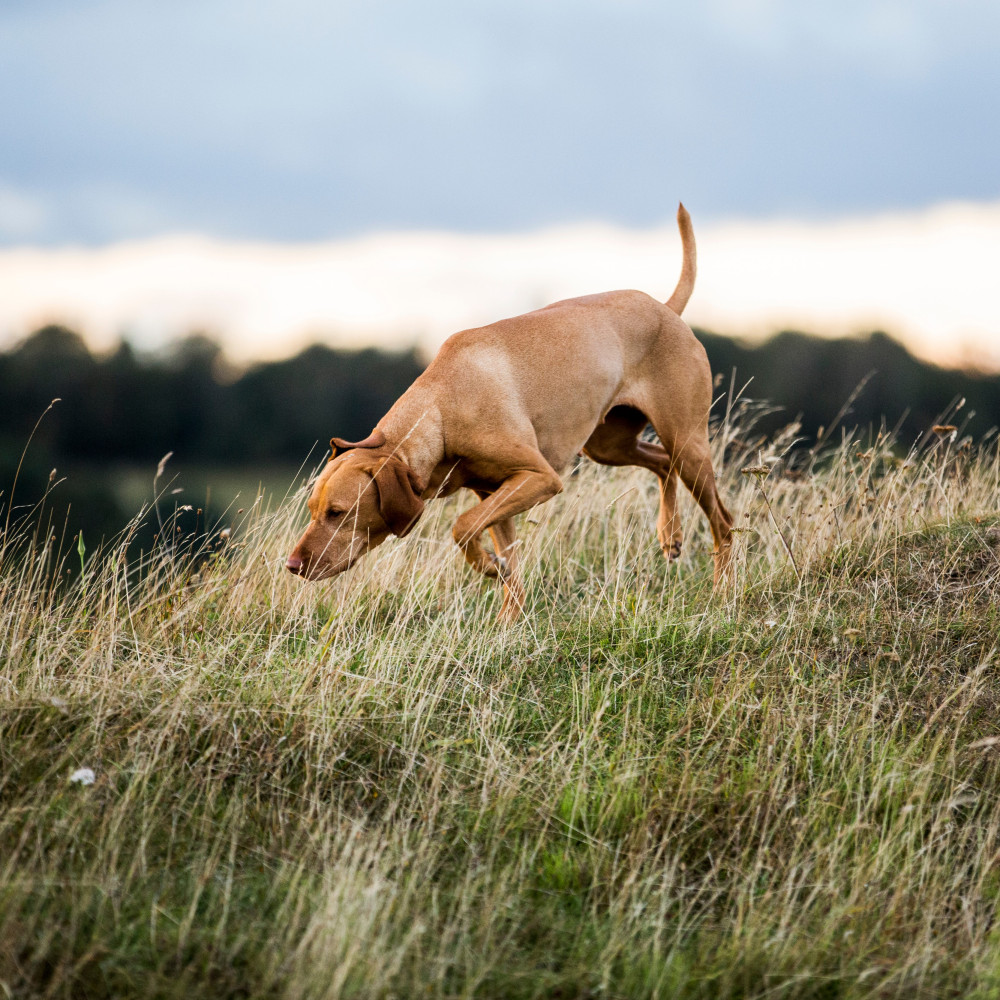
[69, 767, 96, 786]
[764, 618, 778, 628]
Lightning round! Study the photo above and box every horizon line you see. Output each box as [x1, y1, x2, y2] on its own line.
[2, 198, 999, 373]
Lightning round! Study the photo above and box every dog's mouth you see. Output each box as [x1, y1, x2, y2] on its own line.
[285, 549, 363, 581]
[286, 559, 340, 582]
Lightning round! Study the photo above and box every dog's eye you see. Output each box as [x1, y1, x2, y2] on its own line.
[325, 508, 344, 520]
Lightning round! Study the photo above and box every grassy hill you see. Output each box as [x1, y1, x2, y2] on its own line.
[3, 410, 1000, 999]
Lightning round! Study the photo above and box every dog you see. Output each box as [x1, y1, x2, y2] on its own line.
[287, 204, 733, 620]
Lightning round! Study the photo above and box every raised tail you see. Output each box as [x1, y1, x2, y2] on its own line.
[665, 202, 697, 315]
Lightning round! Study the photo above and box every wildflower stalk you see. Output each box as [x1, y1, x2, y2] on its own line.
[77, 530, 88, 605]
[1, 397, 61, 548]
[742, 463, 802, 584]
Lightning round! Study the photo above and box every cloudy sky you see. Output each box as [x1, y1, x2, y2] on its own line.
[1, 0, 999, 365]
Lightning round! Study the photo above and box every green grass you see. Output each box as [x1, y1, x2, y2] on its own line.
[3, 421, 1000, 998]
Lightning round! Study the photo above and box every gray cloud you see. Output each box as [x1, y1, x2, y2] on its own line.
[1, 0, 998, 244]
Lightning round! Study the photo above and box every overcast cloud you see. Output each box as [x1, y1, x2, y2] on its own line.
[2, 0, 999, 245]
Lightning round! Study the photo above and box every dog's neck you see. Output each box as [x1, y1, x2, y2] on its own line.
[376, 389, 445, 489]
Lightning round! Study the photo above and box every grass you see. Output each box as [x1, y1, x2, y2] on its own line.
[3, 410, 1000, 998]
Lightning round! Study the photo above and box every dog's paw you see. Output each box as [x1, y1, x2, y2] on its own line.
[665, 539, 683, 562]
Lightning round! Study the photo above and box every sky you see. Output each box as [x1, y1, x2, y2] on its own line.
[1, 0, 999, 367]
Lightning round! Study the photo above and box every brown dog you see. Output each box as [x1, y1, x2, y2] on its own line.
[287, 204, 733, 620]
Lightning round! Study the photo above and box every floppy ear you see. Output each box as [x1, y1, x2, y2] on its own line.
[330, 428, 386, 459]
[371, 457, 425, 537]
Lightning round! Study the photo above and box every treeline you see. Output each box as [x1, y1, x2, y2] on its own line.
[699, 329, 997, 444]
[1, 323, 998, 544]
[0, 325, 423, 465]
[4, 324, 995, 468]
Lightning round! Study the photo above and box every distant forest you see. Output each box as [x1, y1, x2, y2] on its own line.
[1, 323, 997, 544]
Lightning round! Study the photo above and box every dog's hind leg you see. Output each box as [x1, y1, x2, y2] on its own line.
[641, 351, 733, 586]
[582, 406, 684, 562]
[669, 436, 734, 587]
[656, 473, 683, 562]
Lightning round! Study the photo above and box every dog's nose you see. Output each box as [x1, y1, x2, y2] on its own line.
[286, 556, 304, 575]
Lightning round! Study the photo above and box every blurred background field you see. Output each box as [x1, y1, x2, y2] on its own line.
[3, 320, 998, 558]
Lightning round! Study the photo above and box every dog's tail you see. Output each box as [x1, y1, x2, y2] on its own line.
[665, 202, 697, 316]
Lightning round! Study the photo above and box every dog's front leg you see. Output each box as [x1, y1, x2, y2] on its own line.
[487, 518, 524, 620]
[453, 466, 563, 621]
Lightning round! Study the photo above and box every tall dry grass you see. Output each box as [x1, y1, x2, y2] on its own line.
[2, 403, 1000, 998]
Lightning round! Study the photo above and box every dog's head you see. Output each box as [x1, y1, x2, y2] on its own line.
[286, 430, 425, 581]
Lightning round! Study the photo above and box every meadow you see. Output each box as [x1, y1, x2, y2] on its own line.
[2, 401, 1000, 999]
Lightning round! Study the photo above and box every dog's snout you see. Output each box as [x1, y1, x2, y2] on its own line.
[286, 555, 305, 575]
